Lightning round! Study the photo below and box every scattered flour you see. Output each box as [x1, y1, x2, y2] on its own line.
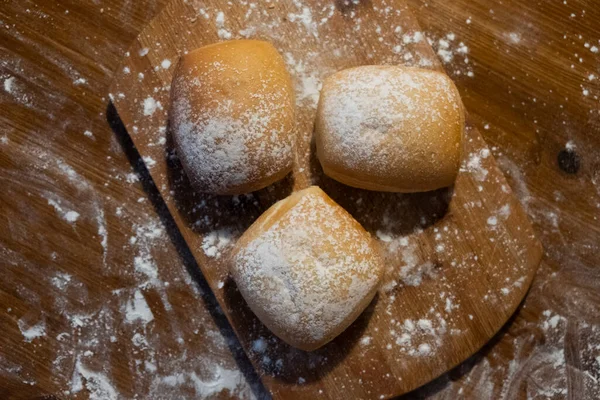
[125, 172, 139, 183]
[158, 366, 250, 398]
[238, 25, 257, 38]
[201, 228, 235, 259]
[71, 358, 118, 400]
[134, 255, 158, 281]
[418, 343, 431, 355]
[251, 337, 268, 353]
[142, 156, 156, 168]
[287, 6, 318, 38]
[399, 243, 436, 286]
[360, 336, 373, 346]
[124, 289, 154, 325]
[388, 315, 448, 357]
[4, 76, 16, 93]
[506, 32, 522, 44]
[461, 149, 490, 181]
[498, 203, 511, 219]
[542, 311, 565, 331]
[429, 33, 473, 77]
[52, 272, 72, 290]
[96, 209, 108, 264]
[45, 197, 80, 223]
[215, 11, 232, 39]
[143, 97, 162, 116]
[376, 230, 394, 242]
[3, 75, 31, 105]
[64, 211, 80, 222]
[283, 52, 322, 107]
[18, 319, 46, 342]
[402, 31, 424, 44]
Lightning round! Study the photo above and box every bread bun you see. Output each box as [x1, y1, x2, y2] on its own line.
[230, 186, 383, 351]
[315, 66, 464, 193]
[169, 40, 295, 195]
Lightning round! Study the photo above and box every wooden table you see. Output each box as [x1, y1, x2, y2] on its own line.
[1, 0, 598, 399]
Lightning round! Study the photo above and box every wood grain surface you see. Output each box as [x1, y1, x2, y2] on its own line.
[107, 0, 542, 398]
[0, 0, 598, 399]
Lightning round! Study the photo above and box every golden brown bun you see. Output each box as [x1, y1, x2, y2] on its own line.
[230, 186, 383, 351]
[315, 66, 465, 193]
[169, 40, 295, 195]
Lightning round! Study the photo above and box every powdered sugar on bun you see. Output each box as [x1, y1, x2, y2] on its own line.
[230, 186, 383, 351]
[316, 66, 464, 193]
[170, 40, 295, 195]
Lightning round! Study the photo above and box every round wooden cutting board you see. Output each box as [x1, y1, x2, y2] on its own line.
[109, 0, 543, 398]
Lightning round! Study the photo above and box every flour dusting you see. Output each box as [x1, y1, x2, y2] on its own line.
[143, 97, 161, 116]
[201, 228, 235, 258]
[4, 76, 16, 93]
[18, 319, 46, 342]
[124, 289, 154, 325]
[46, 197, 80, 223]
[71, 358, 118, 400]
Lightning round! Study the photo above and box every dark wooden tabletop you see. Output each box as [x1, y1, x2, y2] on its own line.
[1, 1, 598, 399]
